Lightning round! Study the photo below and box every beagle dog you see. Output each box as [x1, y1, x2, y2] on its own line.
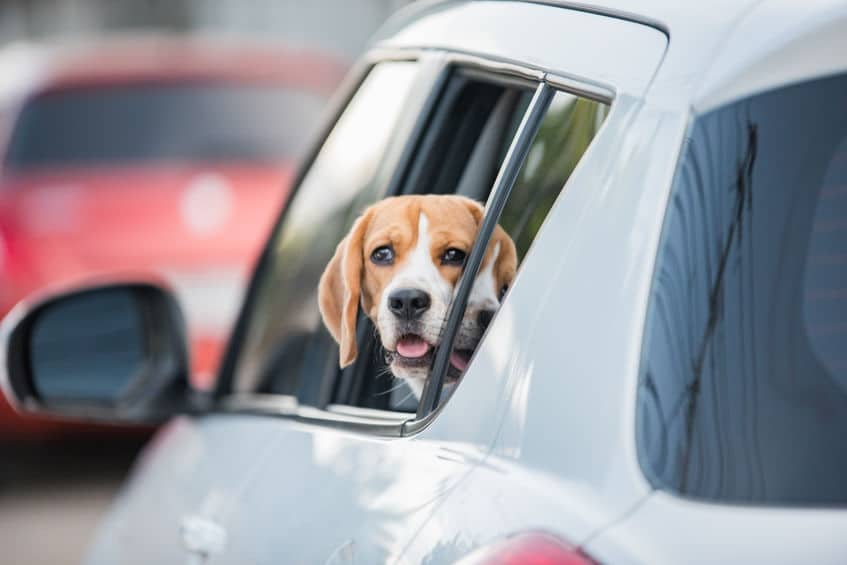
[318, 194, 517, 399]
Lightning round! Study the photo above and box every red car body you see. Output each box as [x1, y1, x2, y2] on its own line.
[0, 39, 344, 438]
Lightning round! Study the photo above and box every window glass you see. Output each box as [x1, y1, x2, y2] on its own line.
[638, 73, 847, 505]
[499, 92, 609, 260]
[5, 83, 327, 170]
[804, 136, 847, 389]
[233, 62, 419, 394]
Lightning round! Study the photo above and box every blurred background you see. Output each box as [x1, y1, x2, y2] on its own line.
[0, 1, 411, 562]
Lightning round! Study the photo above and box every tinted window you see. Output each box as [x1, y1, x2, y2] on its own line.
[638, 73, 847, 505]
[5, 82, 326, 170]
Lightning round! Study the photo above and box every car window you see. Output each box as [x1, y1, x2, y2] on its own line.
[240, 68, 535, 404]
[233, 61, 420, 394]
[230, 61, 609, 422]
[637, 72, 847, 506]
[4, 82, 327, 170]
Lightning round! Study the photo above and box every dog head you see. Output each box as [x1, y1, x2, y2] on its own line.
[318, 194, 517, 397]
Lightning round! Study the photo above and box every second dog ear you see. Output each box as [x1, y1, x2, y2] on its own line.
[318, 209, 373, 367]
[491, 224, 518, 289]
[460, 196, 485, 226]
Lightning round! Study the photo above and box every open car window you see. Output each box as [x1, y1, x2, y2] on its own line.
[229, 60, 609, 424]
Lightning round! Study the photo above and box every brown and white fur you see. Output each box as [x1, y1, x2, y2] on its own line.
[318, 195, 517, 399]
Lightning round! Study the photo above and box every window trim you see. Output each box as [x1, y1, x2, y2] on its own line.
[208, 49, 612, 437]
[371, 47, 615, 104]
[222, 395, 406, 437]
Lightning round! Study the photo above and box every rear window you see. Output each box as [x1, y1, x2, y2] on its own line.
[637, 73, 847, 505]
[4, 82, 327, 170]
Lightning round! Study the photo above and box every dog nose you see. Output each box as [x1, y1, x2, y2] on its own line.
[478, 309, 495, 331]
[388, 289, 431, 320]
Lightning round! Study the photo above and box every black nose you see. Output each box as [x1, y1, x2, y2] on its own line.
[388, 289, 431, 320]
[478, 309, 495, 331]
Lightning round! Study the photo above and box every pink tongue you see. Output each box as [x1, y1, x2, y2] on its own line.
[397, 336, 429, 358]
[449, 351, 469, 372]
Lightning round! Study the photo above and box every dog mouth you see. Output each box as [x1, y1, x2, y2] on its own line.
[447, 349, 472, 373]
[395, 334, 431, 359]
[391, 334, 434, 369]
[392, 334, 474, 374]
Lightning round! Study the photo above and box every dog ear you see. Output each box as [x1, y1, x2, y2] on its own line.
[491, 224, 518, 291]
[458, 196, 516, 286]
[318, 209, 372, 367]
[459, 197, 485, 226]
[458, 196, 517, 291]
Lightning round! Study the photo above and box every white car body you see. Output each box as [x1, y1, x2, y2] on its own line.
[80, 1, 847, 563]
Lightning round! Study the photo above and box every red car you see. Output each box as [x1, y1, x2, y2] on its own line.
[0, 38, 344, 437]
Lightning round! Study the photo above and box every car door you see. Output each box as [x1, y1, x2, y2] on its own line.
[86, 4, 668, 564]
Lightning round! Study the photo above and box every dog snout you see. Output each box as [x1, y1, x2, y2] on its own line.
[478, 309, 495, 332]
[388, 288, 431, 320]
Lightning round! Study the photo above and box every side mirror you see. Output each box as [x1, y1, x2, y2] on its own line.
[0, 281, 192, 423]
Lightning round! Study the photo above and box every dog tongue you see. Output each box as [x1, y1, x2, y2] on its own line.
[397, 336, 429, 358]
[449, 351, 470, 372]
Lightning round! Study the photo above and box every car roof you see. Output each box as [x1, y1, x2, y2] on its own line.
[0, 35, 345, 105]
[378, 0, 847, 112]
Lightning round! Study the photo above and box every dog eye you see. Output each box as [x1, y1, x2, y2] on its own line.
[499, 284, 509, 300]
[441, 248, 466, 265]
[370, 245, 394, 265]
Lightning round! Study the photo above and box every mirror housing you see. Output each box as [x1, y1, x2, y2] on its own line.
[1, 280, 192, 424]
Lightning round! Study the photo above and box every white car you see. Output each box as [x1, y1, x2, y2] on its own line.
[3, 1, 847, 563]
